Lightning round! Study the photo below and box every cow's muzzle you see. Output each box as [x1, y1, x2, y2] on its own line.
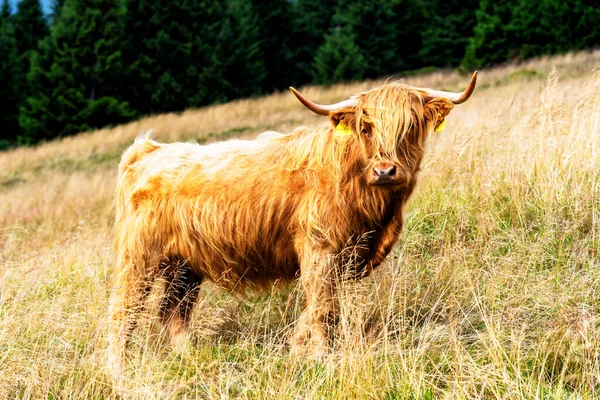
[372, 163, 398, 185]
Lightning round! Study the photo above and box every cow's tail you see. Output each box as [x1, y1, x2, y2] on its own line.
[118, 130, 161, 175]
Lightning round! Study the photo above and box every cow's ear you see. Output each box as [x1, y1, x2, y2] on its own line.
[425, 98, 454, 132]
[426, 97, 454, 118]
[329, 110, 357, 134]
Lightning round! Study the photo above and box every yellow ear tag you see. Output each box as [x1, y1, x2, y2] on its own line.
[335, 122, 352, 137]
[435, 114, 446, 132]
[435, 119, 446, 132]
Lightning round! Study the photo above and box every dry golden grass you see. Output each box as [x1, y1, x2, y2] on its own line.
[1, 50, 599, 399]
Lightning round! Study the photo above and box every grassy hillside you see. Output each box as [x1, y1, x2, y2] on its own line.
[1, 50, 599, 399]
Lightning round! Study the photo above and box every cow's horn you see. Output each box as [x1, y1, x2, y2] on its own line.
[423, 71, 478, 104]
[290, 87, 357, 116]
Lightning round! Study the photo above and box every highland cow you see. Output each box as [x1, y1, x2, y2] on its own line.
[107, 73, 478, 368]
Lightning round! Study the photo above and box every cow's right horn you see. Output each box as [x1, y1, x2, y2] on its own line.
[422, 71, 478, 104]
[290, 87, 357, 116]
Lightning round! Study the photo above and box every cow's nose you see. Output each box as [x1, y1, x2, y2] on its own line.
[373, 165, 396, 178]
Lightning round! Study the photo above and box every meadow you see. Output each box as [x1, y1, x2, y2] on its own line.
[0, 50, 599, 399]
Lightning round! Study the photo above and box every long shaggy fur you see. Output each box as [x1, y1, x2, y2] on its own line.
[107, 82, 458, 369]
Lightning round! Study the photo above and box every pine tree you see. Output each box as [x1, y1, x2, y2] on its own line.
[462, 0, 520, 69]
[13, 0, 48, 58]
[312, 22, 367, 85]
[313, 0, 419, 84]
[210, 0, 265, 101]
[316, 0, 426, 82]
[463, 0, 599, 69]
[12, 0, 48, 97]
[287, 0, 338, 85]
[252, 0, 294, 92]
[1, 0, 10, 20]
[420, 0, 478, 68]
[510, 0, 556, 59]
[50, 0, 67, 22]
[389, 0, 428, 72]
[120, 0, 168, 115]
[122, 0, 225, 115]
[578, 0, 600, 49]
[0, 0, 20, 148]
[531, 0, 600, 55]
[341, 0, 399, 79]
[20, 0, 134, 144]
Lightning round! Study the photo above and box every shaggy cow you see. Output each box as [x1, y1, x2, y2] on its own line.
[107, 73, 477, 368]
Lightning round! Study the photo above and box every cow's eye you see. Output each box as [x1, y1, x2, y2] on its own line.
[361, 127, 371, 139]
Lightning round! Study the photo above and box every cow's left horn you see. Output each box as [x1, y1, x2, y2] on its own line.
[290, 87, 357, 116]
[424, 71, 478, 104]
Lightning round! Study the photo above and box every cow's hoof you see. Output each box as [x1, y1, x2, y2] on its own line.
[290, 340, 329, 360]
[170, 332, 193, 356]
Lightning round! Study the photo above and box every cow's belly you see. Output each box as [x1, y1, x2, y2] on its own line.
[183, 229, 301, 292]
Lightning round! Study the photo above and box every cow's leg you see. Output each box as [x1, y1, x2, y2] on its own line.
[158, 259, 203, 349]
[291, 249, 338, 356]
[107, 254, 155, 373]
[368, 209, 404, 269]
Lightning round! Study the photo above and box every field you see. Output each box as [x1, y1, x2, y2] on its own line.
[1, 51, 599, 399]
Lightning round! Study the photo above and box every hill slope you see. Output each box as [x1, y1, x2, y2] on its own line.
[1, 51, 599, 398]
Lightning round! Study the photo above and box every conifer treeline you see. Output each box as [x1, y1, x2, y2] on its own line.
[0, 0, 598, 147]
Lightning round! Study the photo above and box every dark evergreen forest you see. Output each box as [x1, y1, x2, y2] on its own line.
[1, 0, 598, 147]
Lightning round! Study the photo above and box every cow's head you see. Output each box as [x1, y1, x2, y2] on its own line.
[290, 73, 477, 187]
